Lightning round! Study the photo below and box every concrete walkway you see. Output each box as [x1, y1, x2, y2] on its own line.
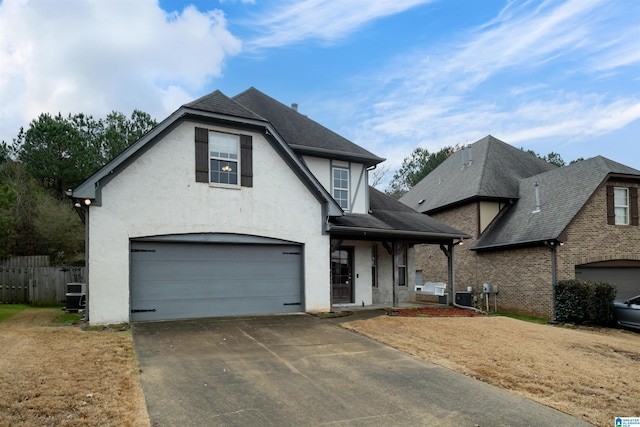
[132, 313, 591, 426]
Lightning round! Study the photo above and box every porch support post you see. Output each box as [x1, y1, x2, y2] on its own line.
[84, 206, 90, 321]
[448, 242, 455, 306]
[392, 242, 398, 307]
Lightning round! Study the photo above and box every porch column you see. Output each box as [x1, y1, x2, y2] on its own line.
[392, 242, 399, 307]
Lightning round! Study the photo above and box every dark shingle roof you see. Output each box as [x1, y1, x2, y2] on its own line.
[400, 135, 556, 213]
[232, 87, 384, 166]
[329, 187, 469, 241]
[473, 156, 640, 250]
[184, 90, 266, 121]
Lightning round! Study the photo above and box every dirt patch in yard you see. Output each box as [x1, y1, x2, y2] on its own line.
[394, 306, 484, 317]
[343, 313, 640, 427]
[0, 307, 149, 427]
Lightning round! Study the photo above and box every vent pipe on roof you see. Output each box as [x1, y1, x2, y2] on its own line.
[467, 144, 473, 165]
[533, 181, 541, 213]
[461, 145, 466, 169]
[291, 103, 298, 112]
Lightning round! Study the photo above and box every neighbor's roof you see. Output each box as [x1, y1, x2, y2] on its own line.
[400, 135, 556, 213]
[329, 187, 470, 242]
[473, 156, 640, 250]
[233, 87, 385, 167]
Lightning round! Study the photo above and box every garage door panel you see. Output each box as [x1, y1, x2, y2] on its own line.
[575, 266, 640, 300]
[130, 241, 303, 321]
[132, 244, 301, 261]
[131, 294, 301, 322]
[132, 280, 301, 301]
[131, 261, 299, 283]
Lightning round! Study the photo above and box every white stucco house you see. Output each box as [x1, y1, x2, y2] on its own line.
[71, 88, 468, 325]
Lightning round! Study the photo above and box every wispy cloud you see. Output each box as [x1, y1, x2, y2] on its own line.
[0, 0, 241, 142]
[323, 0, 640, 169]
[247, 0, 433, 49]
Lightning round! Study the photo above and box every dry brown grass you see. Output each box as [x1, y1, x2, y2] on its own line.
[0, 308, 149, 427]
[344, 315, 640, 427]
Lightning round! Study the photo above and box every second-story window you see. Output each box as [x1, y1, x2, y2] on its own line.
[614, 187, 629, 225]
[210, 132, 239, 185]
[333, 167, 349, 210]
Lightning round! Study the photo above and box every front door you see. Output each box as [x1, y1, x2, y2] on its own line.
[331, 247, 354, 304]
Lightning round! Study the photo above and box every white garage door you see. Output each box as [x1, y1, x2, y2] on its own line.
[130, 240, 303, 322]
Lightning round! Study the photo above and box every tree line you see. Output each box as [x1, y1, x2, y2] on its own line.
[1, 111, 156, 263]
[1, 108, 579, 262]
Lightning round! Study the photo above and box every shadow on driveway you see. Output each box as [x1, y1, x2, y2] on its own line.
[132, 313, 591, 426]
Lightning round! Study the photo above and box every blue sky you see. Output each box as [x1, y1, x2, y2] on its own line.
[1, 0, 638, 188]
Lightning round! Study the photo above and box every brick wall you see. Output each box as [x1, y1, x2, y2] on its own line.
[414, 178, 640, 318]
[416, 203, 554, 316]
[557, 180, 640, 278]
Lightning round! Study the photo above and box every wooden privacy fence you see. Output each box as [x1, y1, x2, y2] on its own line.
[0, 256, 86, 305]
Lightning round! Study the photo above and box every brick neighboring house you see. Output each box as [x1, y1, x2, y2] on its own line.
[400, 135, 640, 318]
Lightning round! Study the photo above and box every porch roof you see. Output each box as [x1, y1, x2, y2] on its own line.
[329, 187, 470, 243]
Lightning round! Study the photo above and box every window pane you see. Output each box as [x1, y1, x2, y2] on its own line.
[333, 167, 349, 209]
[210, 132, 238, 159]
[210, 159, 238, 185]
[334, 189, 348, 209]
[614, 187, 629, 225]
[615, 207, 628, 225]
[614, 188, 628, 205]
[371, 245, 377, 287]
[397, 245, 407, 286]
[398, 267, 406, 286]
[333, 168, 348, 189]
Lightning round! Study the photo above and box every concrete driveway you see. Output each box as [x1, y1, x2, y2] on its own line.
[132, 313, 590, 426]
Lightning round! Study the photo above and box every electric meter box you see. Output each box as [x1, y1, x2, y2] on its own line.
[482, 283, 491, 293]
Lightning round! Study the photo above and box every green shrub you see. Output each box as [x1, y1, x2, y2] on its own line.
[589, 281, 617, 324]
[555, 279, 616, 325]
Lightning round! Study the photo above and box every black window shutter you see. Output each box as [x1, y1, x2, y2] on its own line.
[606, 185, 615, 225]
[630, 187, 639, 226]
[195, 127, 209, 183]
[240, 135, 253, 187]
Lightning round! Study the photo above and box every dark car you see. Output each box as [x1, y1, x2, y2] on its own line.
[612, 295, 640, 331]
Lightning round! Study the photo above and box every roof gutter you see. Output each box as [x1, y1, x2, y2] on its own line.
[328, 225, 469, 242]
[472, 237, 563, 252]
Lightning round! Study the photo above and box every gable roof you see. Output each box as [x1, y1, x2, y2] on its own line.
[233, 87, 384, 167]
[400, 135, 556, 213]
[72, 89, 342, 217]
[329, 187, 470, 242]
[474, 156, 640, 250]
[185, 89, 266, 121]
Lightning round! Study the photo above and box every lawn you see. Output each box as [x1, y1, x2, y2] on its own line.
[0, 305, 149, 427]
[3, 304, 638, 427]
[343, 313, 640, 427]
[0, 303, 28, 322]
